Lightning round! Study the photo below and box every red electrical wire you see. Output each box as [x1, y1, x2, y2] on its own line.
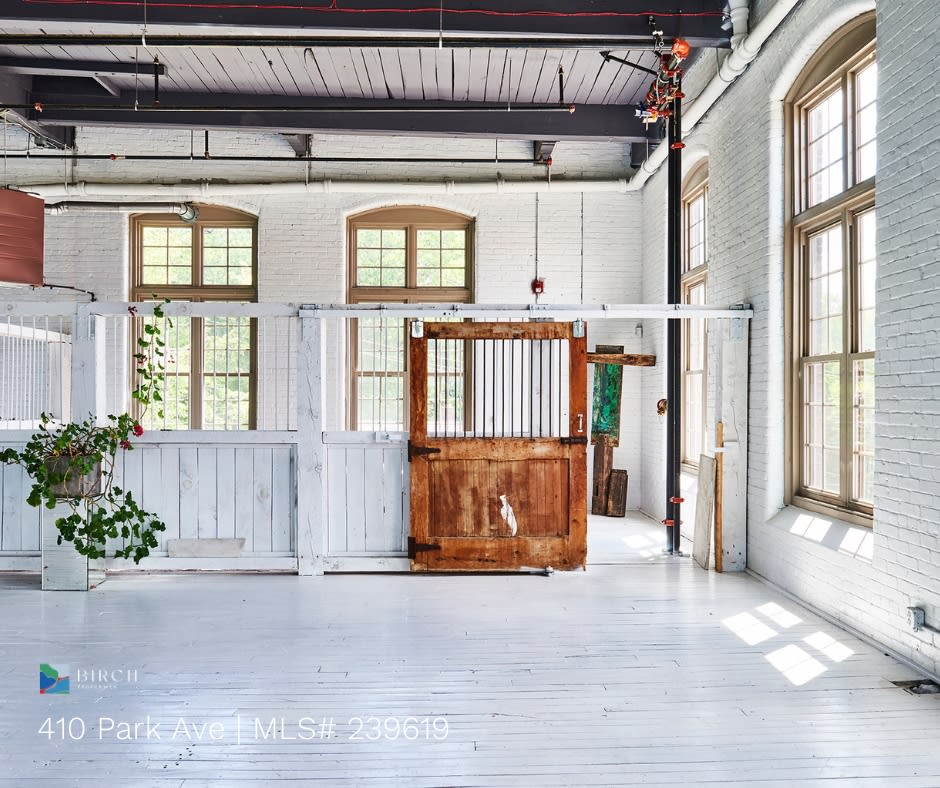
[23, 0, 724, 18]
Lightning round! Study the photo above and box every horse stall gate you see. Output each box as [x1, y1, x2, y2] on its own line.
[408, 320, 588, 571]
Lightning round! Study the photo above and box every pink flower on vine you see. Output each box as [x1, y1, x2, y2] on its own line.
[120, 439, 132, 450]
[132, 424, 144, 437]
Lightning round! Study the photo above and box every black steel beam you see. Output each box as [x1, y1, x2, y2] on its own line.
[26, 91, 658, 142]
[0, 57, 167, 78]
[0, 33, 729, 50]
[665, 90, 682, 555]
[0, 0, 730, 48]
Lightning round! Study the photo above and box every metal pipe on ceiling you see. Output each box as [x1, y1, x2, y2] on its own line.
[0, 34, 679, 51]
[625, 0, 803, 190]
[44, 201, 199, 222]
[7, 153, 537, 165]
[28, 178, 631, 199]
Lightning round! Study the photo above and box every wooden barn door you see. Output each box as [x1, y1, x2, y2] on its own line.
[408, 321, 587, 571]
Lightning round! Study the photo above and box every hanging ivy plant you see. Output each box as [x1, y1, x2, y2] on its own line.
[0, 301, 171, 563]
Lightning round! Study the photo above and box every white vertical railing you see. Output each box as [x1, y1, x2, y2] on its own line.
[0, 313, 73, 428]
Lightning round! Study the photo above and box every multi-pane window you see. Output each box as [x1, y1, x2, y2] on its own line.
[806, 90, 844, 207]
[131, 206, 257, 430]
[797, 32, 876, 213]
[683, 277, 706, 465]
[791, 18, 875, 517]
[684, 191, 707, 272]
[347, 207, 473, 430]
[855, 62, 877, 182]
[682, 161, 708, 466]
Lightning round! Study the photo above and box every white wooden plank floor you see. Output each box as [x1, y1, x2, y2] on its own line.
[2, 516, 940, 786]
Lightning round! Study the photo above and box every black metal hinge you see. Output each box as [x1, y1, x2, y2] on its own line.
[407, 441, 442, 461]
[407, 536, 442, 560]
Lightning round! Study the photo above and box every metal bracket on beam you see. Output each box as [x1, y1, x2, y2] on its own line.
[730, 303, 751, 342]
[282, 133, 313, 158]
[534, 141, 556, 164]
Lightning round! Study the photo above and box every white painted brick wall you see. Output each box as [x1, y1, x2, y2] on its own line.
[871, 0, 940, 675]
[639, 0, 940, 676]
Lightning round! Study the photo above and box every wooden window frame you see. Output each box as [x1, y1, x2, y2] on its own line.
[681, 271, 707, 468]
[785, 14, 876, 525]
[130, 205, 258, 430]
[682, 162, 708, 276]
[681, 161, 708, 467]
[347, 207, 474, 430]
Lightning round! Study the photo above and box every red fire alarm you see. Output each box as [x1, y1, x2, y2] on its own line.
[531, 277, 545, 295]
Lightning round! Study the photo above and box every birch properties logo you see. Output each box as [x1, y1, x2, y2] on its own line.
[39, 664, 138, 693]
[39, 664, 70, 695]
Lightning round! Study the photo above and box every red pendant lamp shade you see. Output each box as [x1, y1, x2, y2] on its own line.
[0, 189, 44, 286]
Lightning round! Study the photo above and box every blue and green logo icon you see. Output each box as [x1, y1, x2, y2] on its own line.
[39, 664, 69, 695]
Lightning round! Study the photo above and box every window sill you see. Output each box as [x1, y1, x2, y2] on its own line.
[792, 494, 872, 527]
[766, 504, 874, 563]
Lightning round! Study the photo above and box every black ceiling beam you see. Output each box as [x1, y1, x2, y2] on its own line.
[0, 33, 729, 50]
[0, 57, 167, 79]
[26, 91, 657, 143]
[0, 0, 730, 47]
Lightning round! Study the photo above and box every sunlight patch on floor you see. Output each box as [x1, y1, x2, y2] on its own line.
[723, 611, 778, 645]
[765, 644, 828, 686]
[805, 630, 855, 662]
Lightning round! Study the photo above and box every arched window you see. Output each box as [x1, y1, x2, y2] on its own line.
[131, 205, 258, 430]
[787, 14, 876, 519]
[682, 160, 708, 466]
[347, 206, 474, 430]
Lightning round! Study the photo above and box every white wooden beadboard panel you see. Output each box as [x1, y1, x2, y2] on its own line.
[378, 48, 405, 99]
[396, 48, 424, 100]
[466, 49, 490, 102]
[325, 434, 409, 566]
[0, 459, 40, 553]
[104, 444, 296, 569]
[357, 47, 395, 99]
[451, 47, 471, 102]
[3, 516, 940, 785]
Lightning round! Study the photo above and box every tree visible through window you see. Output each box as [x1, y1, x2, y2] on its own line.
[347, 207, 473, 430]
[789, 15, 875, 517]
[131, 206, 257, 430]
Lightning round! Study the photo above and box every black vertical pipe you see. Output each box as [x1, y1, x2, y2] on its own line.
[665, 89, 683, 554]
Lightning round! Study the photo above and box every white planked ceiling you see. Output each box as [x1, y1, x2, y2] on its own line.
[0, 40, 657, 106]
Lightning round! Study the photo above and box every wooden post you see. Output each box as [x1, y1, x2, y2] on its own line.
[591, 434, 614, 514]
[296, 311, 326, 576]
[606, 469, 628, 517]
[714, 421, 724, 573]
[70, 305, 106, 425]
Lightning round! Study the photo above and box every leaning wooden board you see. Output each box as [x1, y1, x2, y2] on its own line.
[692, 455, 716, 570]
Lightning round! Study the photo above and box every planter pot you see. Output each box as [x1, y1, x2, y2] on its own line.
[45, 457, 101, 498]
[41, 507, 88, 591]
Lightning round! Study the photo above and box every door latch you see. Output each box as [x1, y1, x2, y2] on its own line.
[560, 436, 588, 445]
[407, 536, 442, 559]
[407, 441, 442, 461]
